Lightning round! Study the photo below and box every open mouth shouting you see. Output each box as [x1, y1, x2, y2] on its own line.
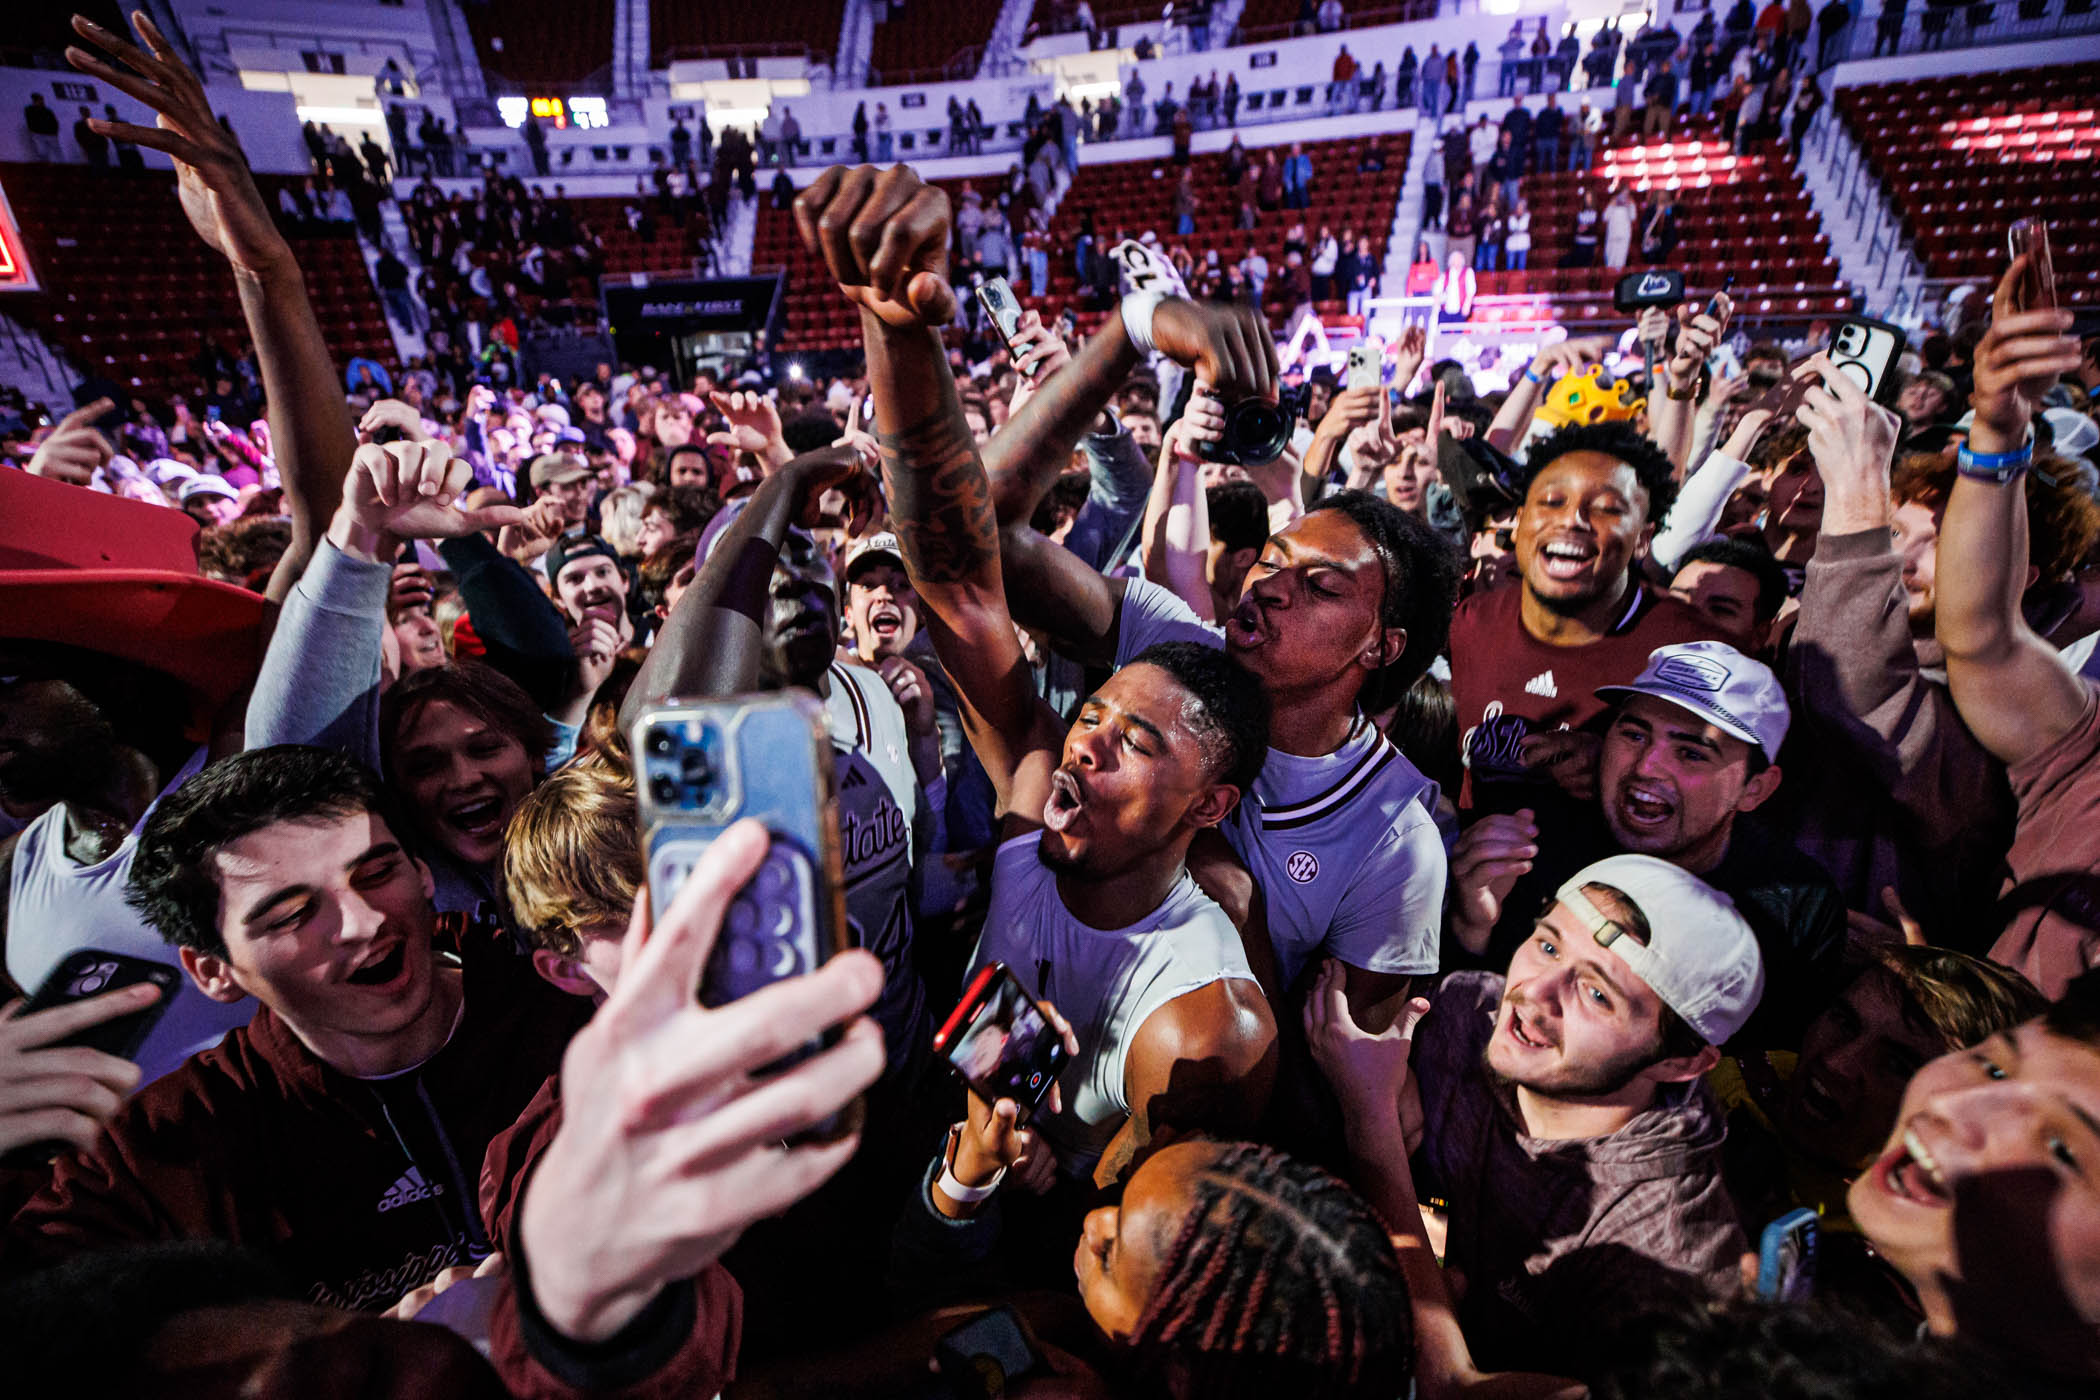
[442, 793, 507, 846]
[1504, 1003, 1556, 1053]
[1613, 779, 1677, 833]
[1043, 767, 1087, 834]
[1225, 596, 1268, 650]
[866, 600, 907, 644]
[342, 939, 411, 992]
[1873, 1125, 1952, 1208]
[1535, 536, 1600, 584]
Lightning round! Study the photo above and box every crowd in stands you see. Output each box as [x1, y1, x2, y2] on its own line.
[6, 10, 2100, 1400]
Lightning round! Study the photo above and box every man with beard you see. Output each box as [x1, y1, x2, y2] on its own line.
[1448, 640, 1846, 1046]
[545, 535, 634, 739]
[1447, 420, 1718, 815]
[1408, 854, 1762, 1380]
[791, 161, 1280, 1187]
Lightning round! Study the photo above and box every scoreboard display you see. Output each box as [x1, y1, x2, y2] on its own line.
[0, 177, 37, 293]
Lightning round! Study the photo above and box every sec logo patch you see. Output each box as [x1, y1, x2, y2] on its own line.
[1286, 851, 1319, 883]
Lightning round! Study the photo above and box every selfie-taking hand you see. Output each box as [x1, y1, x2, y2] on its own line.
[794, 165, 958, 328]
[25, 399, 115, 485]
[1970, 254, 2081, 446]
[1795, 352, 1900, 534]
[520, 820, 884, 1343]
[0, 983, 158, 1155]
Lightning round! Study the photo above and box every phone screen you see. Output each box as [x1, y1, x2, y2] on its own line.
[1756, 1209, 1819, 1302]
[934, 964, 1070, 1120]
[2009, 218, 2056, 313]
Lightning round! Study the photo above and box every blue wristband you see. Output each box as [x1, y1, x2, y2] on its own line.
[1956, 438, 2033, 484]
[1524, 368, 1544, 384]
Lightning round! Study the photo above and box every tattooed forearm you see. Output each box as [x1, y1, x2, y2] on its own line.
[878, 408, 1000, 586]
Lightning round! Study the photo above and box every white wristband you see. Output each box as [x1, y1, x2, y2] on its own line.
[1120, 289, 1169, 358]
[937, 1160, 1006, 1203]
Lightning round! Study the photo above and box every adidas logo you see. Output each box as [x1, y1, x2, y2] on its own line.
[1523, 671, 1559, 699]
[377, 1166, 443, 1214]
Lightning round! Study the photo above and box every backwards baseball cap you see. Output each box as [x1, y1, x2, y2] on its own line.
[529, 452, 591, 490]
[1597, 641, 1790, 761]
[1553, 854, 1765, 1046]
[546, 533, 621, 586]
[844, 531, 904, 581]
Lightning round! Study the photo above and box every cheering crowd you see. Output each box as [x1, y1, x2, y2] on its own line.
[3, 12, 2100, 1400]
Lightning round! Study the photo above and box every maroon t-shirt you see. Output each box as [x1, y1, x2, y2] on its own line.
[1990, 682, 2100, 999]
[1449, 579, 1719, 811]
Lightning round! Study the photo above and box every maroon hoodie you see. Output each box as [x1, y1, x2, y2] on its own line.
[4, 924, 588, 1311]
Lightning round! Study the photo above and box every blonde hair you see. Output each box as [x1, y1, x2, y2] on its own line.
[501, 759, 643, 956]
[598, 484, 651, 558]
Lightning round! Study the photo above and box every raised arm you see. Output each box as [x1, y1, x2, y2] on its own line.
[989, 294, 1282, 665]
[1140, 388, 1226, 618]
[70, 14, 354, 601]
[1646, 295, 1731, 477]
[1935, 258, 2090, 767]
[791, 164, 1064, 814]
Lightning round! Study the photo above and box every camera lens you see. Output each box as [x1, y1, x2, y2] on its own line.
[651, 776, 680, 806]
[648, 728, 677, 757]
[1227, 400, 1292, 466]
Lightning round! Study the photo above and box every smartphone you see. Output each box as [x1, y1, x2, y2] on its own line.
[934, 1306, 1043, 1392]
[631, 696, 853, 1120]
[15, 951, 180, 1061]
[1826, 316, 1909, 407]
[933, 962, 1071, 1121]
[1756, 1208, 1820, 1303]
[1346, 339, 1384, 391]
[976, 275, 1026, 350]
[1703, 272, 1736, 320]
[2009, 217, 2056, 313]
[205, 404, 222, 422]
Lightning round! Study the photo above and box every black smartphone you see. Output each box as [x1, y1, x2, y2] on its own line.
[17, 951, 181, 1061]
[932, 962, 1070, 1122]
[934, 1305, 1044, 1395]
[1826, 315, 1909, 407]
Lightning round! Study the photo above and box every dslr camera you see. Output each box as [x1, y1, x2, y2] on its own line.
[1197, 382, 1313, 467]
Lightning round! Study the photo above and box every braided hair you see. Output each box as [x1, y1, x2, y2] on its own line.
[1126, 1142, 1412, 1400]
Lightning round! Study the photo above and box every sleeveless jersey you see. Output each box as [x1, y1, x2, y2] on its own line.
[971, 834, 1257, 1177]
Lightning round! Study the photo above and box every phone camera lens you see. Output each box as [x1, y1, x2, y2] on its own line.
[648, 728, 677, 757]
[651, 776, 679, 806]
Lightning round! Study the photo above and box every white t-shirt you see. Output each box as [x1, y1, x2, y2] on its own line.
[6, 749, 254, 1088]
[971, 835, 1255, 1176]
[1113, 577, 1448, 991]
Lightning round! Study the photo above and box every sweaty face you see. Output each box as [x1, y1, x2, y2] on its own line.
[1038, 663, 1233, 880]
[1669, 560, 1764, 650]
[387, 698, 537, 868]
[1782, 968, 1947, 1170]
[556, 555, 629, 627]
[764, 531, 839, 688]
[1598, 694, 1767, 871]
[1849, 1021, 2100, 1370]
[200, 811, 441, 1060]
[845, 561, 919, 661]
[1514, 450, 1652, 612]
[1892, 498, 1939, 629]
[1225, 510, 1394, 704]
[0, 677, 117, 808]
[1489, 895, 1678, 1099]
[1074, 1141, 1221, 1341]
